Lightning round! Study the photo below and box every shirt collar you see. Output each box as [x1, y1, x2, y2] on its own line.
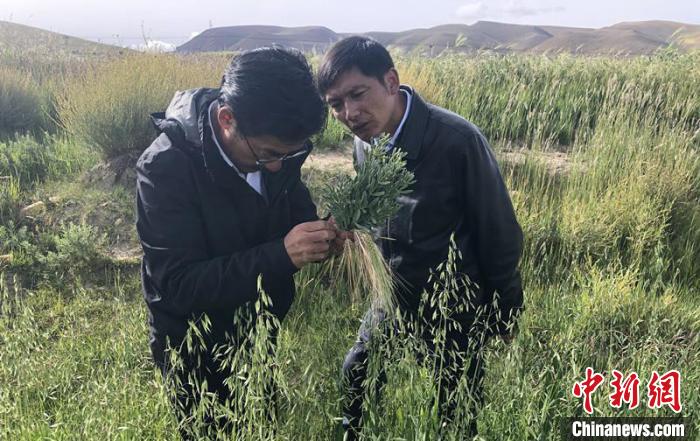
[385, 88, 412, 151]
[391, 85, 429, 161]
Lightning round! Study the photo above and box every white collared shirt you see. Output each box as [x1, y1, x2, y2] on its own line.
[384, 89, 413, 152]
[208, 101, 263, 196]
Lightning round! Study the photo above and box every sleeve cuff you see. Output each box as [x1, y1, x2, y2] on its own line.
[265, 238, 299, 276]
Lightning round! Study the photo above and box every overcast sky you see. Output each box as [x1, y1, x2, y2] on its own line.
[2, 0, 699, 48]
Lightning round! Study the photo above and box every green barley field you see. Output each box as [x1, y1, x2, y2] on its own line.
[1, 49, 699, 440]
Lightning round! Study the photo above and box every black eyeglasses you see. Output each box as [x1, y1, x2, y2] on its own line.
[243, 135, 309, 168]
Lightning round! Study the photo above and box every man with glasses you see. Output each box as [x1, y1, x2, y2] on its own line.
[136, 47, 344, 437]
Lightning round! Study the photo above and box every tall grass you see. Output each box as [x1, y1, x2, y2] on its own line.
[397, 53, 700, 149]
[0, 66, 53, 139]
[2, 243, 696, 440]
[0, 175, 20, 225]
[56, 55, 222, 159]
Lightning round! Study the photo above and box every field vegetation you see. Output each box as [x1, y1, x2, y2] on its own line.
[0, 49, 698, 440]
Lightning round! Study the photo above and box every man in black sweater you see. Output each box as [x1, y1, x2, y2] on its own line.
[136, 47, 343, 437]
[318, 37, 524, 439]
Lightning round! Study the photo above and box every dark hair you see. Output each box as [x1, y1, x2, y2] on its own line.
[219, 47, 326, 143]
[317, 36, 395, 95]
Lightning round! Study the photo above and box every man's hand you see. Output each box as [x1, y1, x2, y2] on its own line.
[284, 220, 337, 269]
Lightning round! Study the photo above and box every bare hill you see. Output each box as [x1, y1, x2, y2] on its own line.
[177, 25, 338, 53]
[0, 20, 125, 56]
[608, 21, 700, 42]
[178, 20, 700, 55]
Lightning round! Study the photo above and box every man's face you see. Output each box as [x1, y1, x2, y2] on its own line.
[239, 134, 307, 173]
[216, 105, 306, 174]
[324, 67, 401, 142]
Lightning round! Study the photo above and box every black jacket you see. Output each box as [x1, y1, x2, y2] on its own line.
[354, 87, 524, 332]
[136, 88, 317, 354]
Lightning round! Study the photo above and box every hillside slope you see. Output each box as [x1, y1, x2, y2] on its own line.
[0, 21, 125, 56]
[177, 20, 700, 55]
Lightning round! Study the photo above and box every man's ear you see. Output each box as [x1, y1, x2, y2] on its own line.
[217, 105, 237, 133]
[383, 68, 401, 95]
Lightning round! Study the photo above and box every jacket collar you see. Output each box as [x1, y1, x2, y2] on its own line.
[151, 88, 256, 192]
[393, 85, 430, 161]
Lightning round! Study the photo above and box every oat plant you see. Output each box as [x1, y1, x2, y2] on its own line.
[322, 135, 415, 312]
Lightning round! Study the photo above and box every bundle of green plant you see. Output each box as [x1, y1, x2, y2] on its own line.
[322, 136, 414, 311]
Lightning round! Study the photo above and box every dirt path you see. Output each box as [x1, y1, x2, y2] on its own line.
[500, 148, 573, 175]
[305, 146, 572, 176]
[303, 149, 354, 174]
